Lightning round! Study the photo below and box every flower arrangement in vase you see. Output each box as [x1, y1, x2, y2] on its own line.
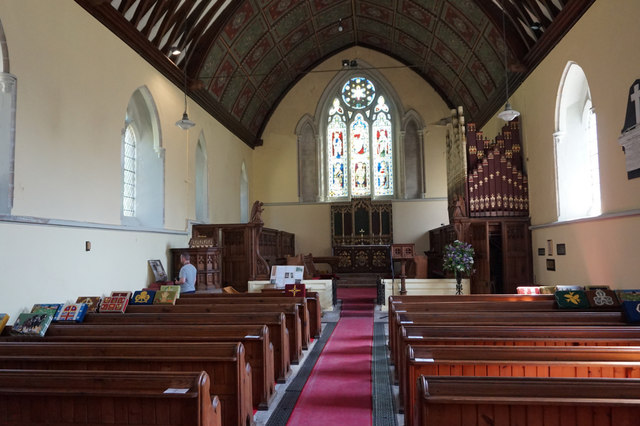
[442, 240, 475, 295]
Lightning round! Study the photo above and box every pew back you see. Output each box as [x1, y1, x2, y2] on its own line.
[0, 369, 221, 426]
[79, 312, 290, 383]
[415, 376, 640, 426]
[405, 345, 640, 426]
[0, 341, 249, 426]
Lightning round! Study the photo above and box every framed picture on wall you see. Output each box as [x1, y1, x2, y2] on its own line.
[538, 248, 545, 256]
[546, 259, 556, 271]
[557, 244, 566, 255]
[547, 240, 553, 256]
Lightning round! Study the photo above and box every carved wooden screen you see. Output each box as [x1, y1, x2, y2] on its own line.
[331, 198, 392, 246]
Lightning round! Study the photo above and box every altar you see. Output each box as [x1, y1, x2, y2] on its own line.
[248, 279, 335, 311]
[331, 198, 393, 273]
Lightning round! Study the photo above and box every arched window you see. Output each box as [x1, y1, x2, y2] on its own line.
[240, 162, 249, 223]
[122, 123, 137, 217]
[296, 115, 318, 202]
[0, 18, 16, 215]
[555, 63, 601, 221]
[195, 134, 209, 223]
[326, 76, 394, 199]
[121, 86, 164, 227]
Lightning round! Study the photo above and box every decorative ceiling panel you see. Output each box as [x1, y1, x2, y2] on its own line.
[76, 0, 596, 148]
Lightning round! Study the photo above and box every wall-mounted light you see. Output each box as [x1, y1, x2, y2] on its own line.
[169, 46, 181, 56]
[338, 19, 343, 32]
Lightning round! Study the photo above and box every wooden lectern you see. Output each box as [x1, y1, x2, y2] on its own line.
[391, 244, 415, 295]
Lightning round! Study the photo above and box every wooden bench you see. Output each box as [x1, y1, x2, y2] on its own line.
[259, 289, 323, 338]
[79, 311, 290, 383]
[2, 323, 274, 412]
[396, 325, 640, 411]
[0, 342, 245, 426]
[178, 295, 311, 349]
[126, 303, 303, 364]
[405, 345, 640, 426]
[390, 310, 627, 367]
[414, 375, 640, 426]
[0, 369, 222, 426]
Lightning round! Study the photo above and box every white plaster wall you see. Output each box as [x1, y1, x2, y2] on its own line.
[482, 0, 640, 288]
[0, 1, 253, 323]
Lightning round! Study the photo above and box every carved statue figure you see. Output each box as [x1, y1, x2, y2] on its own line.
[250, 200, 264, 224]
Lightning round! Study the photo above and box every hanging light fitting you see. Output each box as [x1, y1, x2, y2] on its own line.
[497, 0, 520, 122]
[176, 69, 195, 130]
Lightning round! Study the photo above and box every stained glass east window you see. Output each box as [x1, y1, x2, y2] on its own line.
[327, 77, 393, 199]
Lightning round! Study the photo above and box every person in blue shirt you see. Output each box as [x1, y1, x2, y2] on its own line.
[174, 252, 197, 294]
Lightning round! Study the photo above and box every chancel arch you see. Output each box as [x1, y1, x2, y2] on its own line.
[0, 18, 16, 215]
[195, 132, 209, 223]
[121, 86, 164, 228]
[554, 62, 601, 221]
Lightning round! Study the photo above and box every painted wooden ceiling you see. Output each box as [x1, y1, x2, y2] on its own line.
[77, 0, 595, 147]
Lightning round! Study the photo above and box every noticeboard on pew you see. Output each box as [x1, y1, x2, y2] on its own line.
[270, 265, 304, 289]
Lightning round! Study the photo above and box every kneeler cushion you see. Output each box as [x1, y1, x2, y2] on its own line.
[285, 284, 306, 298]
[555, 290, 590, 309]
[621, 301, 640, 324]
[586, 289, 620, 308]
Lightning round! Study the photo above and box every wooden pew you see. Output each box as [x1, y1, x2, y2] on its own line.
[178, 295, 311, 349]
[0, 342, 244, 426]
[405, 345, 640, 426]
[396, 325, 640, 411]
[2, 323, 274, 412]
[0, 369, 222, 426]
[388, 294, 555, 303]
[260, 289, 323, 338]
[414, 375, 640, 426]
[390, 310, 627, 367]
[126, 303, 303, 364]
[388, 299, 617, 368]
[79, 311, 290, 383]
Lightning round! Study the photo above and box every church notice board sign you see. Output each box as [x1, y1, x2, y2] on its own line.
[270, 265, 304, 289]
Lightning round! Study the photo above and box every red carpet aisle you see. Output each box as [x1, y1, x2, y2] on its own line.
[286, 287, 376, 426]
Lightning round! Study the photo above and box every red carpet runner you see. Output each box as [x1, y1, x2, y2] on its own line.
[286, 287, 376, 425]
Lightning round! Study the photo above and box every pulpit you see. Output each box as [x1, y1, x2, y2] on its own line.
[330, 198, 392, 273]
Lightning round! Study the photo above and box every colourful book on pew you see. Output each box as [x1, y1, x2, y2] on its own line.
[616, 290, 640, 302]
[555, 290, 590, 309]
[585, 285, 611, 290]
[75, 296, 101, 313]
[516, 286, 540, 295]
[30, 304, 62, 317]
[11, 312, 53, 337]
[131, 290, 156, 305]
[160, 285, 181, 297]
[110, 291, 132, 299]
[153, 289, 179, 305]
[54, 303, 88, 322]
[99, 296, 129, 313]
[556, 285, 585, 291]
[0, 314, 9, 334]
[621, 301, 640, 324]
[539, 286, 556, 294]
[585, 289, 620, 308]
